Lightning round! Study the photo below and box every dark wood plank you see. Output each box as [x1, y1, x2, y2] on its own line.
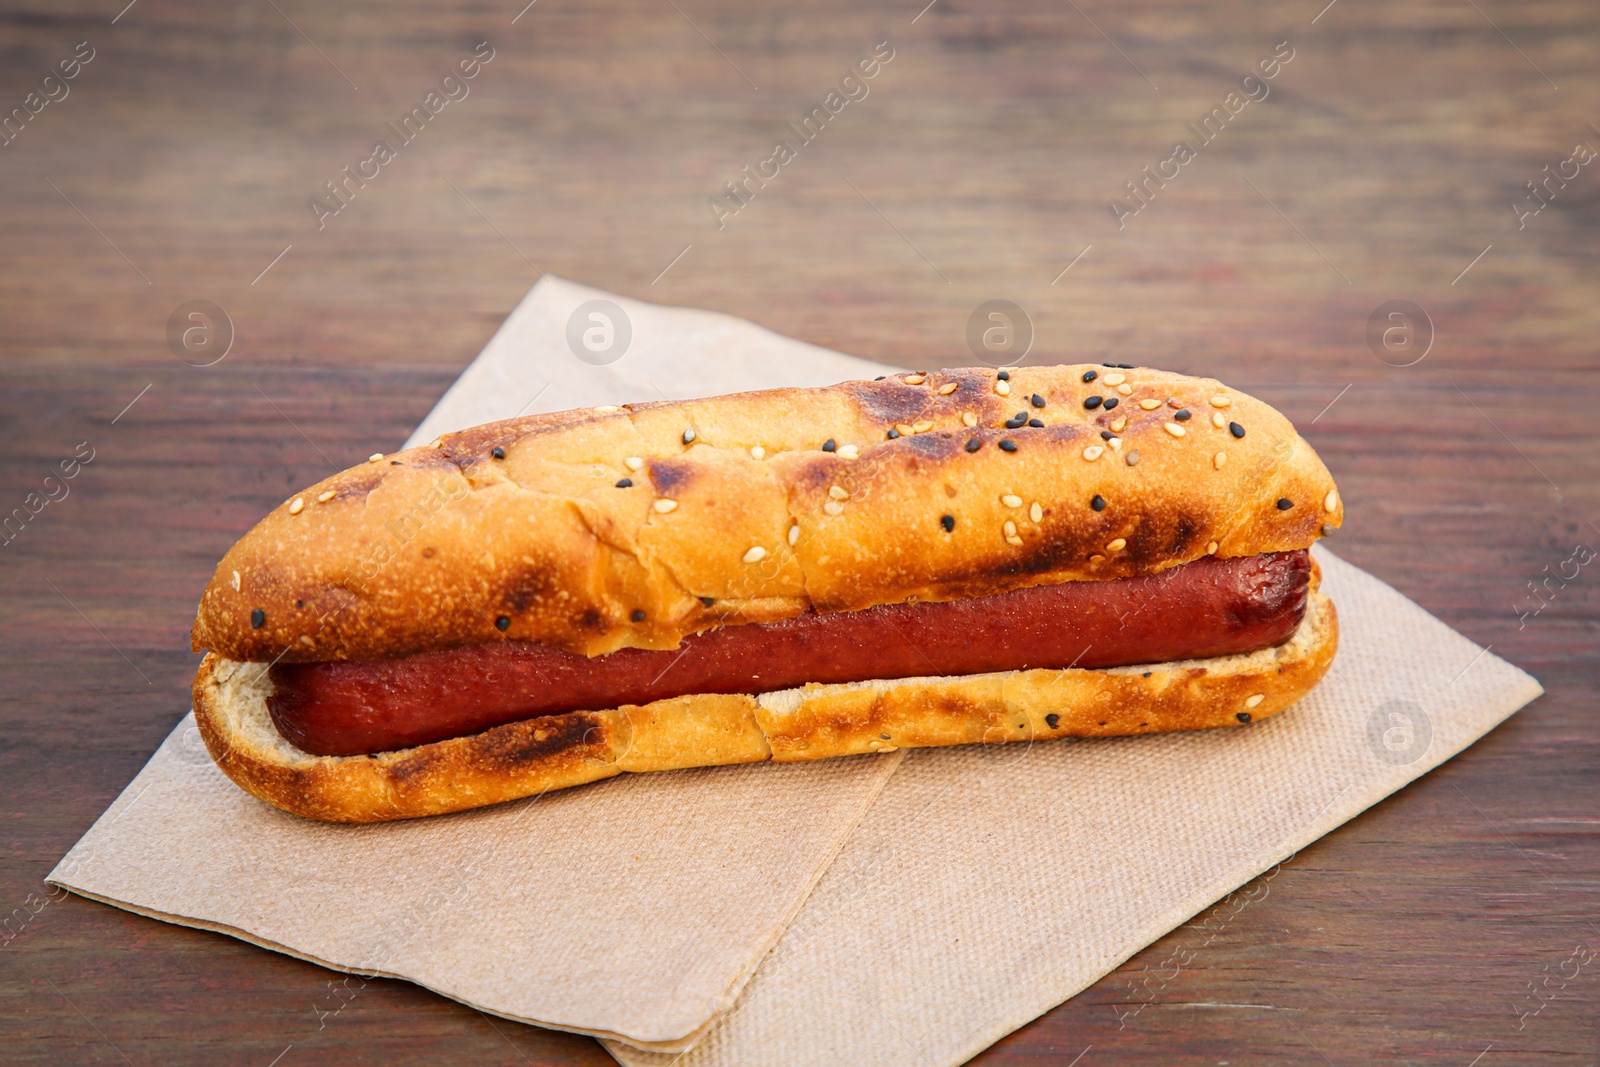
[2, 0, 1596, 1063]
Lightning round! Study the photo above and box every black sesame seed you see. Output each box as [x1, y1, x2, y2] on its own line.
[1028, 418, 1044, 428]
[887, 428, 900, 439]
[1083, 396, 1104, 410]
[1005, 414, 1026, 429]
[874, 375, 886, 381]
[1100, 430, 1114, 440]
[1091, 494, 1106, 511]
[495, 615, 511, 631]
[1229, 421, 1246, 438]
[1102, 361, 1116, 367]
[1277, 497, 1294, 510]
[1173, 409, 1191, 421]
[250, 608, 265, 629]
[1082, 369, 1098, 383]
[1237, 711, 1252, 723]
[1117, 362, 1134, 369]
[999, 439, 1018, 452]
[631, 609, 646, 622]
[682, 429, 696, 445]
[491, 446, 505, 459]
[941, 514, 956, 532]
[615, 478, 633, 488]
[1046, 713, 1061, 729]
[1142, 671, 1152, 678]
[822, 438, 837, 452]
[1031, 394, 1046, 408]
[295, 599, 304, 608]
[390, 460, 402, 465]
[997, 370, 1010, 380]
[696, 597, 714, 609]
[880, 733, 892, 740]
[965, 437, 982, 453]
[1102, 397, 1119, 410]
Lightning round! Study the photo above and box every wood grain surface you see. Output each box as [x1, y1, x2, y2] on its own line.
[2, 0, 1596, 1064]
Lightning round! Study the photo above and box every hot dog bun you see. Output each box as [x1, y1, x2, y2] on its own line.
[190, 365, 1342, 664]
[193, 584, 1337, 823]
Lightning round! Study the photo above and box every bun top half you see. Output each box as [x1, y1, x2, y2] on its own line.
[192, 364, 1342, 663]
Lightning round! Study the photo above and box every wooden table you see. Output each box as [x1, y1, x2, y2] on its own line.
[3, 0, 1596, 1062]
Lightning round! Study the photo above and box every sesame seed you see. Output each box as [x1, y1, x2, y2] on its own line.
[1082, 370, 1098, 383]
[1030, 502, 1043, 522]
[1206, 540, 1219, 554]
[1168, 398, 1183, 408]
[1210, 395, 1232, 408]
[1083, 396, 1104, 409]
[1007, 535, 1024, 547]
[1107, 538, 1127, 551]
[1102, 372, 1126, 386]
[1003, 520, 1018, 537]
[299, 635, 314, 648]
[941, 514, 955, 532]
[1101, 430, 1114, 440]
[1140, 398, 1163, 410]
[822, 438, 837, 451]
[1245, 693, 1265, 708]
[896, 423, 914, 436]
[230, 570, 241, 591]
[250, 608, 265, 629]
[1212, 412, 1227, 429]
[1116, 383, 1132, 395]
[1089, 553, 1105, 562]
[1108, 436, 1123, 450]
[1277, 497, 1293, 510]
[1047, 713, 1061, 728]
[288, 497, 305, 515]
[1102, 362, 1116, 367]
[966, 437, 982, 453]
[1213, 451, 1227, 469]
[874, 376, 886, 381]
[492, 446, 506, 460]
[497, 615, 511, 631]
[837, 444, 859, 459]
[625, 456, 645, 470]
[1091, 494, 1106, 511]
[653, 499, 678, 513]
[682, 429, 697, 445]
[1324, 489, 1339, 512]
[1164, 423, 1186, 437]
[1110, 415, 1127, 433]
[824, 500, 844, 515]
[1321, 523, 1337, 537]
[1082, 445, 1105, 461]
[1236, 712, 1252, 723]
[429, 437, 443, 448]
[631, 609, 646, 622]
[1031, 393, 1046, 408]
[995, 380, 1011, 396]
[938, 382, 958, 395]
[1028, 418, 1044, 428]
[700, 597, 715, 607]
[595, 405, 619, 414]
[887, 429, 901, 439]
[317, 490, 336, 503]
[743, 546, 767, 563]
[904, 374, 926, 384]
[1102, 397, 1119, 410]
[368, 453, 384, 463]
[788, 524, 800, 545]
[1125, 449, 1141, 466]
[1006, 414, 1027, 429]
[750, 446, 765, 460]
[615, 478, 633, 488]
[1000, 439, 1018, 452]
[829, 485, 849, 500]
[912, 420, 933, 433]
[1230, 421, 1246, 438]
[962, 412, 978, 427]
[998, 370, 1010, 380]
[1002, 494, 1023, 507]
[1173, 409, 1192, 421]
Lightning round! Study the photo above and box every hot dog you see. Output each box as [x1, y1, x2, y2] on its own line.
[190, 364, 1343, 822]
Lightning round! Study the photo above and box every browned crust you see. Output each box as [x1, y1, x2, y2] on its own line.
[190, 365, 1342, 663]
[193, 589, 1338, 823]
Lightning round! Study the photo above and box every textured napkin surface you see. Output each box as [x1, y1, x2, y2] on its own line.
[604, 547, 1542, 1067]
[48, 277, 903, 1051]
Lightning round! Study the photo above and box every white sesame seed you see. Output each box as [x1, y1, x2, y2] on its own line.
[1002, 494, 1023, 508]
[1089, 553, 1105, 563]
[1110, 415, 1127, 433]
[896, 423, 915, 436]
[837, 444, 859, 459]
[288, 497, 305, 515]
[682, 428, 697, 444]
[824, 500, 844, 515]
[787, 525, 801, 547]
[1083, 445, 1105, 461]
[1212, 412, 1227, 429]
[905, 374, 926, 384]
[1213, 451, 1227, 469]
[230, 570, 241, 591]
[1324, 489, 1339, 512]
[316, 490, 336, 503]
[625, 456, 645, 470]
[1245, 693, 1265, 708]
[1210, 395, 1232, 408]
[1108, 436, 1123, 451]
[653, 499, 678, 513]
[1206, 540, 1219, 554]
[299, 635, 314, 647]
[1030, 502, 1043, 522]
[962, 412, 978, 427]
[429, 437, 443, 448]
[995, 380, 1011, 396]
[1102, 372, 1126, 386]
[1006, 535, 1025, 547]
[368, 453, 384, 463]
[938, 382, 958, 395]
[829, 485, 849, 500]
[743, 546, 767, 563]
[594, 405, 620, 413]
[1168, 397, 1184, 408]
[1003, 519, 1018, 537]
[1164, 422, 1186, 438]
[912, 420, 934, 433]
[1106, 537, 1126, 551]
[1139, 398, 1163, 410]
[1113, 383, 1129, 395]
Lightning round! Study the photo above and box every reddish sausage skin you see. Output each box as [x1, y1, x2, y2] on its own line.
[268, 550, 1310, 756]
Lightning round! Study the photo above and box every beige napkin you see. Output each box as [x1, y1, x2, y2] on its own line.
[602, 546, 1542, 1067]
[50, 279, 1542, 1064]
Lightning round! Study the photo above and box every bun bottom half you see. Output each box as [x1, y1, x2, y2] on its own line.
[194, 590, 1337, 823]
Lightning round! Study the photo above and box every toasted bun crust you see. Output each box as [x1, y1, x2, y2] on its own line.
[190, 366, 1342, 663]
[193, 587, 1337, 823]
